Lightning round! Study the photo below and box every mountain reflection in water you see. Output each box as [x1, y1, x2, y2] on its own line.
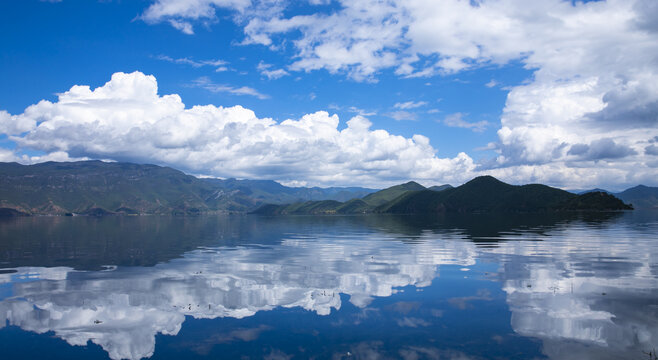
[0, 212, 656, 360]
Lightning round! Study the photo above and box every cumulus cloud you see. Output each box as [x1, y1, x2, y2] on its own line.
[646, 145, 658, 156]
[567, 139, 637, 161]
[0, 110, 36, 135]
[1, 71, 476, 187]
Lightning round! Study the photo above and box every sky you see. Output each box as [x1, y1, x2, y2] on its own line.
[0, 0, 657, 190]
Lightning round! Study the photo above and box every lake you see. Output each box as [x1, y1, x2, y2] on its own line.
[0, 212, 657, 359]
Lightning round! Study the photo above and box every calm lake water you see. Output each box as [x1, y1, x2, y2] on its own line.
[0, 212, 657, 360]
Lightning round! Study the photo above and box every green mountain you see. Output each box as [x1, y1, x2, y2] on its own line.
[380, 176, 631, 213]
[615, 185, 658, 209]
[361, 181, 426, 206]
[381, 176, 568, 213]
[0, 161, 377, 216]
[253, 176, 632, 215]
[252, 181, 426, 215]
[0, 161, 244, 215]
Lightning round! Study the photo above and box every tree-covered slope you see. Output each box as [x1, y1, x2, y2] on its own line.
[380, 176, 631, 213]
[555, 191, 632, 211]
[251, 181, 425, 215]
[0, 161, 379, 216]
[361, 181, 426, 206]
[0, 161, 244, 215]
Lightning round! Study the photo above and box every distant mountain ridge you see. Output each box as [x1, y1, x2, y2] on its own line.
[574, 185, 658, 209]
[615, 185, 658, 209]
[0, 161, 376, 216]
[202, 178, 376, 203]
[428, 184, 453, 192]
[253, 176, 633, 215]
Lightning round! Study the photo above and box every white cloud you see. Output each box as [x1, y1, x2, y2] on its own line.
[0, 148, 21, 163]
[0, 110, 35, 136]
[442, 113, 488, 133]
[347, 106, 376, 117]
[191, 76, 269, 99]
[141, 0, 251, 34]
[155, 54, 228, 71]
[485, 79, 498, 88]
[241, 1, 404, 81]
[168, 19, 194, 34]
[387, 111, 417, 121]
[1, 71, 476, 188]
[0, 147, 89, 165]
[257, 61, 289, 79]
[394, 101, 427, 110]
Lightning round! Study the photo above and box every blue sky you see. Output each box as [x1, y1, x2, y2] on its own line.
[1, 0, 657, 190]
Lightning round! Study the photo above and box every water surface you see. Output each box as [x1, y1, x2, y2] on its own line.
[0, 212, 657, 359]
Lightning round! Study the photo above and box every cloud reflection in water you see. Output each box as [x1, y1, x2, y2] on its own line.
[0, 230, 476, 359]
[0, 212, 656, 360]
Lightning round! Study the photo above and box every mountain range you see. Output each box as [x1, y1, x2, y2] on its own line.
[253, 176, 633, 215]
[0, 161, 652, 216]
[0, 161, 374, 216]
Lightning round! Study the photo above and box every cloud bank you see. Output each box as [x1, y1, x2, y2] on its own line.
[1, 72, 475, 187]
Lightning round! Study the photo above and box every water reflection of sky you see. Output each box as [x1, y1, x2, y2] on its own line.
[0, 212, 656, 360]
